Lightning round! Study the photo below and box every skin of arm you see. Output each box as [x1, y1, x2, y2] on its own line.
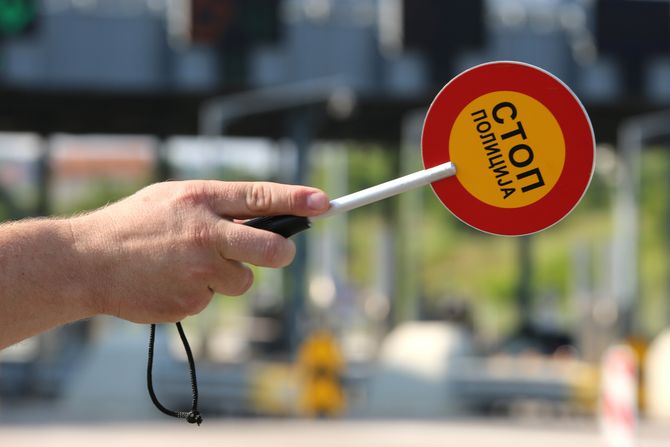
[0, 180, 330, 349]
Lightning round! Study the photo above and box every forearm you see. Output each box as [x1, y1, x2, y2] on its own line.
[0, 218, 97, 348]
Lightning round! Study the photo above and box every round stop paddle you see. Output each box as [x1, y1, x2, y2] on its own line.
[245, 61, 595, 237]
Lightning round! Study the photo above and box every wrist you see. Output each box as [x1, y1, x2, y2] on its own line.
[66, 213, 116, 318]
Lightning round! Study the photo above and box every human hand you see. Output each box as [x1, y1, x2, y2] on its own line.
[71, 181, 330, 323]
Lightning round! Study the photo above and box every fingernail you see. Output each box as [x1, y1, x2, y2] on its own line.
[307, 192, 329, 211]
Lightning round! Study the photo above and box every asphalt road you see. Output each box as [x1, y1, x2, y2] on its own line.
[1, 419, 668, 447]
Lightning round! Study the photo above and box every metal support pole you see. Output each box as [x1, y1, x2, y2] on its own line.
[385, 148, 400, 324]
[517, 235, 533, 329]
[285, 108, 318, 353]
[35, 140, 51, 217]
[394, 109, 427, 324]
[614, 110, 670, 335]
[614, 120, 642, 336]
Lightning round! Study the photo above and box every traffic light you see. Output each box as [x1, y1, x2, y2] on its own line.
[189, 0, 234, 45]
[190, 0, 281, 86]
[0, 0, 37, 36]
[190, 0, 280, 45]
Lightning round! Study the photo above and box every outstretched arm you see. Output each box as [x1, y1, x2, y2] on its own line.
[0, 180, 329, 349]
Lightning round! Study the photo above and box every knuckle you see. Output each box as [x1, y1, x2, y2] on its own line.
[214, 221, 233, 259]
[227, 268, 254, 296]
[288, 189, 300, 211]
[189, 221, 214, 250]
[246, 183, 273, 213]
[262, 237, 293, 268]
[177, 181, 208, 207]
[261, 238, 282, 267]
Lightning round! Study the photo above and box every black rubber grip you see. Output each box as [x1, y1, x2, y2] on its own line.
[243, 215, 311, 238]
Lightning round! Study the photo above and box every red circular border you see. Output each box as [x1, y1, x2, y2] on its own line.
[422, 61, 595, 236]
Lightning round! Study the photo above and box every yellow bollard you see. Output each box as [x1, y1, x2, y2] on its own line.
[296, 330, 346, 417]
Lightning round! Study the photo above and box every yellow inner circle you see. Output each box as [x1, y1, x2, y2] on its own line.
[449, 91, 566, 209]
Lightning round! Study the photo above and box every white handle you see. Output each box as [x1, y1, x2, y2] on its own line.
[313, 161, 456, 221]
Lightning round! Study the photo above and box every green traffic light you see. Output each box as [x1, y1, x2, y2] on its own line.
[0, 0, 36, 35]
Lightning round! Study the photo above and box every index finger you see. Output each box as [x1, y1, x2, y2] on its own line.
[203, 181, 330, 219]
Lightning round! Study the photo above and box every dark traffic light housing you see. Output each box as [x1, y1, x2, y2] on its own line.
[0, 0, 37, 37]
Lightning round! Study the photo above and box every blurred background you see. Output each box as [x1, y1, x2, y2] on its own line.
[0, 0, 669, 445]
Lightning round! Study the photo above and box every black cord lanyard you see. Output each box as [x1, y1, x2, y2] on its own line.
[147, 322, 203, 425]
[143, 215, 306, 425]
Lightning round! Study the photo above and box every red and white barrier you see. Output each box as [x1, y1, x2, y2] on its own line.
[600, 345, 638, 447]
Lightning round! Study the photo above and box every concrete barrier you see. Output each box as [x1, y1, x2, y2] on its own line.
[645, 328, 670, 420]
[365, 322, 473, 418]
